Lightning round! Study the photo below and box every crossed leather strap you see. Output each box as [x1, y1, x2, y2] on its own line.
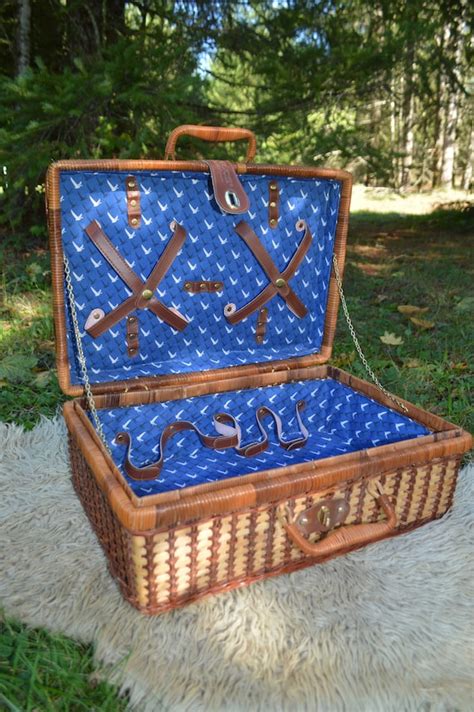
[225, 219, 313, 324]
[84, 219, 188, 338]
[115, 400, 308, 481]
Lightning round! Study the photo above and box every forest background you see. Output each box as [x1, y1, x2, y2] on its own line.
[0, 0, 472, 241]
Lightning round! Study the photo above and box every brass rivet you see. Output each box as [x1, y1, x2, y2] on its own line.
[128, 316, 136, 323]
[200, 283, 206, 289]
[130, 199, 137, 207]
[270, 218, 277, 226]
[141, 289, 153, 300]
[129, 333, 137, 340]
[275, 277, 286, 288]
[270, 182, 277, 190]
[128, 180, 136, 188]
[129, 348, 136, 354]
[131, 217, 138, 226]
[270, 201, 276, 208]
[184, 282, 191, 290]
[214, 283, 220, 289]
[93, 311, 101, 319]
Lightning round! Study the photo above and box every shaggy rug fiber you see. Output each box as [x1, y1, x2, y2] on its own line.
[1, 416, 473, 712]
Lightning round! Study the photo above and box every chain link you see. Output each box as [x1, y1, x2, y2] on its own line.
[332, 255, 408, 413]
[63, 254, 112, 453]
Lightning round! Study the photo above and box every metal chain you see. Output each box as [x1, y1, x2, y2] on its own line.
[332, 255, 408, 413]
[63, 254, 112, 453]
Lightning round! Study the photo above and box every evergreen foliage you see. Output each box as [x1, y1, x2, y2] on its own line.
[0, 0, 472, 238]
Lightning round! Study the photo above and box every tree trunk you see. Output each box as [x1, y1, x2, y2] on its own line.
[463, 124, 473, 191]
[440, 20, 462, 189]
[432, 27, 446, 188]
[16, 0, 31, 77]
[104, 0, 126, 44]
[400, 46, 415, 191]
[440, 89, 459, 188]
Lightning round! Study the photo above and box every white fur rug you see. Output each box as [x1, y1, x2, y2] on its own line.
[1, 416, 473, 712]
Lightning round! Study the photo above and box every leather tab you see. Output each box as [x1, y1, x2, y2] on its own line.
[184, 280, 223, 293]
[255, 307, 268, 344]
[205, 160, 250, 215]
[126, 175, 141, 228]
[126, 314, 139, 358]
[268, 180, 279, 228]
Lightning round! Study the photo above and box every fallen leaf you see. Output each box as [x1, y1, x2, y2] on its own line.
[380, 331, 404, 346]
[404, 358, 423, 368]
[449, 361, 468, 371]
[332, 351, 356, 368]
[397, 305, 429, 315]
[454, 296, 474, 313]
[33, 370, 51, 388]
[410, 317, 435, 330]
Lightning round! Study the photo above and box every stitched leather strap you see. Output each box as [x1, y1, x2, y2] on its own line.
[115, 416, 241, 481]
[204, 160, 250, 215]
[115, 400, 309, 481]
[164, 125, 257, 162]
[232, 400, 308, 457]
[84, 220, 188, 337]
[226, 220, 312, 325]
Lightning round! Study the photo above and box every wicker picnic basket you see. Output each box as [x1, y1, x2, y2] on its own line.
[46, 125, 472, 614]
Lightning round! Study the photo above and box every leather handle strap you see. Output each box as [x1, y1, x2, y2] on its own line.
[164, 124, 257, 162]
[278, 482, 397, 558]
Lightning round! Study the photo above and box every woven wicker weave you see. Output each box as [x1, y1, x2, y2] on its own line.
[70, 430, 461, 614]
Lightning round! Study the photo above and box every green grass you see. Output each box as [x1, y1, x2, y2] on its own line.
[0, 204, 472, 708]
[335, 207, 473, 432]
[0, 616, 127, 711]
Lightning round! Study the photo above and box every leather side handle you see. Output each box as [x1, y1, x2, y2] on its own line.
[164, 124, 257, 162]
[278, 481, 397, 558]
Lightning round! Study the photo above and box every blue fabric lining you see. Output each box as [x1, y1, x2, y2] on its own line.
[59, 170, 342, 385]
[92, 378, 431, 497]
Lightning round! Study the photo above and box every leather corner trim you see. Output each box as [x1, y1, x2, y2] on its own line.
[126, 175, 141, 228]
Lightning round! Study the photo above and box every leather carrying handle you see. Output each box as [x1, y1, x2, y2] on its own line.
[164, 124, 257, 162]
[278, 482, 397, 558]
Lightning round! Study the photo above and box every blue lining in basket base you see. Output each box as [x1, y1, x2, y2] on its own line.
[89, 378, 431, 497]
[60, 170, 342, 385]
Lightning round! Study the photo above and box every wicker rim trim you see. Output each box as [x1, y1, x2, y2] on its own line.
[63, 364, 472, 531]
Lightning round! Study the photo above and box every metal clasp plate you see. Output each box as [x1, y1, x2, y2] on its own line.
[296, 498, 350, 535]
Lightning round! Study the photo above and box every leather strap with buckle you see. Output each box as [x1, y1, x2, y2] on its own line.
[84, 220, 188, 337]
[224, 219, 312, 324]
